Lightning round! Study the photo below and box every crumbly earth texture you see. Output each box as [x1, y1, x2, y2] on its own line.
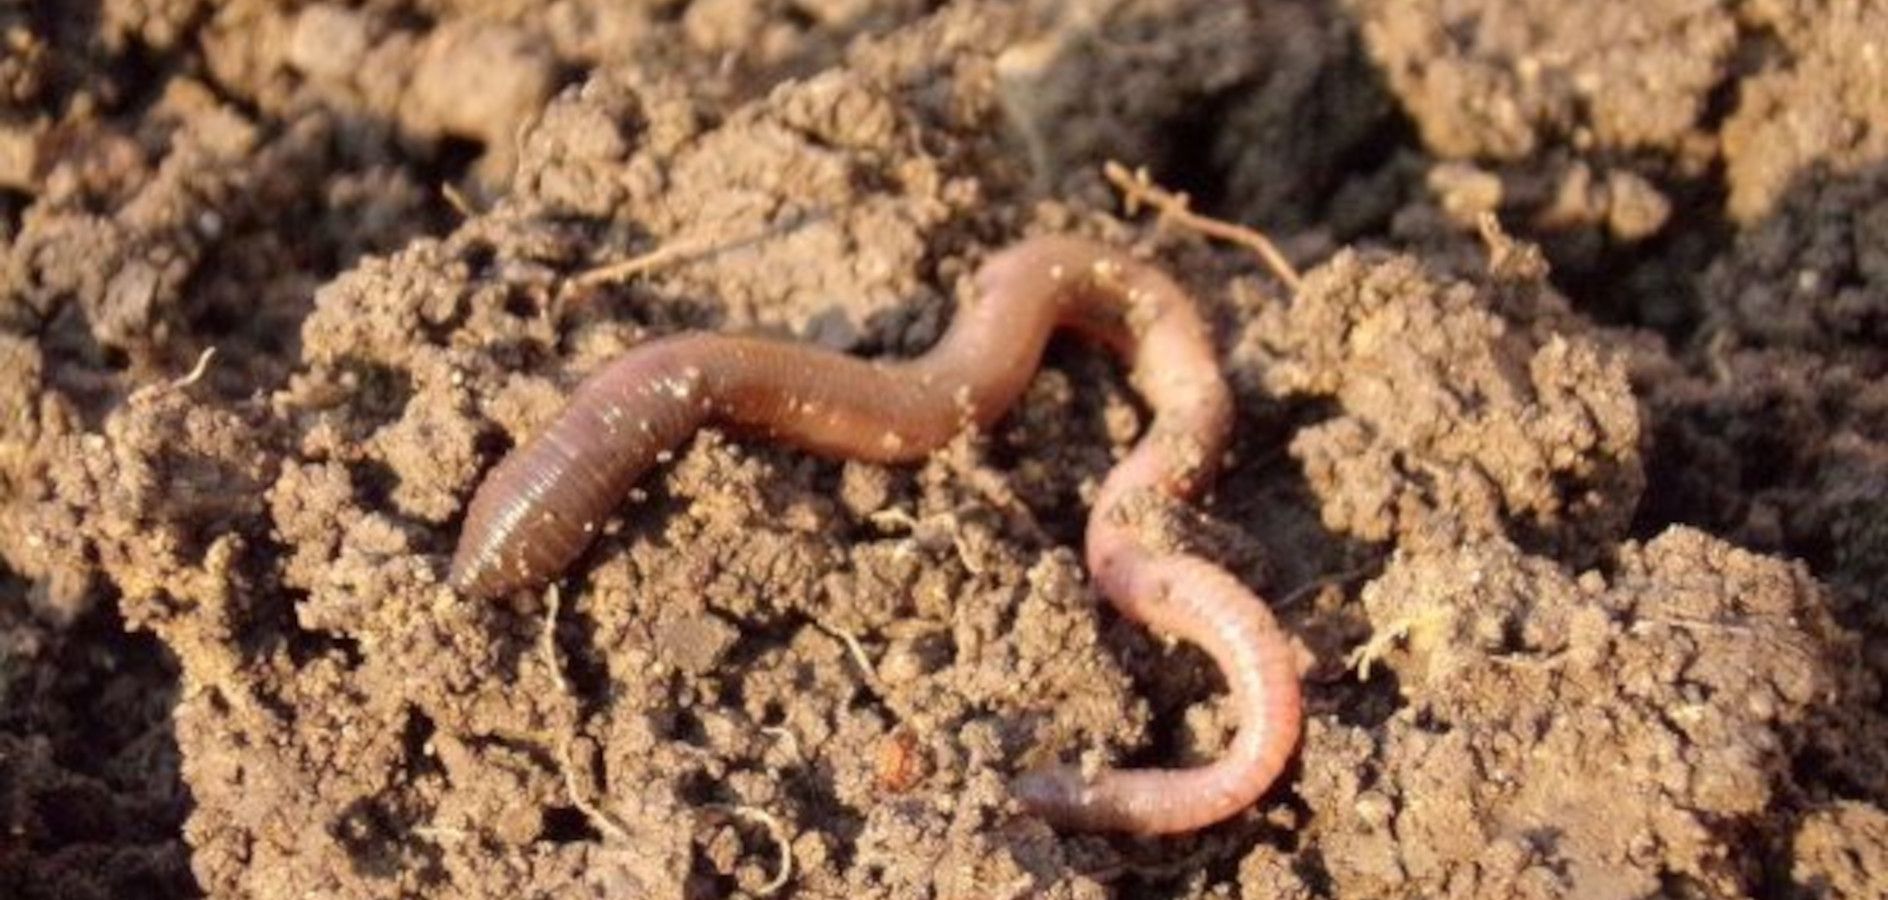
[2, 0, 1885, 898]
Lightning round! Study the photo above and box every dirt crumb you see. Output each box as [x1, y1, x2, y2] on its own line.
[1790, 802, 1888, 899]
[1323, 527, 1874, 898]
[1722, 0, 1888, 223]
[1242, 246, 1642, 561]
[1349, 0, 1734, 161]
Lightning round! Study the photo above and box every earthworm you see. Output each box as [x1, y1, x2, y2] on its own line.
[450, 235, 1303, 834]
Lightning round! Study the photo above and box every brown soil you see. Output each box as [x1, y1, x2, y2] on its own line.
[2, 0, 1884, 897]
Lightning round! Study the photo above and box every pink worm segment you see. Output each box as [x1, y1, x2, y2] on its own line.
[450, 235, 1303, 834]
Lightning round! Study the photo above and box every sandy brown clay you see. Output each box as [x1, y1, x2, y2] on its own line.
[450, 236, 1303, 834]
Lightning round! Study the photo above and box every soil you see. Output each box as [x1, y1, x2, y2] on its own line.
[2, 0, 1884, 898]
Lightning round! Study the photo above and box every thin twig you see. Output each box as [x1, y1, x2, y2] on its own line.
[1276, 559, 1384, 609]
[559, 738, 631, 843]
[1104, 160, 1303, 291]
[813, 619, 883, 696]
[172, 347, 217, 388]
[440, 183, 476, 219]
[567, 211, 831, 291]
[867, 507, 987, 575]
[131, 346, 218, 402]
[569, 234, 723, 288]
[411, 825, 470, 843]
[541, 585, 568, 696]
[541, 585, 633, 842]
[701, 803, 795, 895]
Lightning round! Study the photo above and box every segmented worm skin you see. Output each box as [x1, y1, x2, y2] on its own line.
[450, 235, 1303, 834]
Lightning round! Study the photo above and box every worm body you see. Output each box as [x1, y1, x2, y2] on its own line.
[451, 236, 1302, 834]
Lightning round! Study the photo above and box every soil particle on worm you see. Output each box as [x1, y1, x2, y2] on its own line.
[3, 0, 1888, 898]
